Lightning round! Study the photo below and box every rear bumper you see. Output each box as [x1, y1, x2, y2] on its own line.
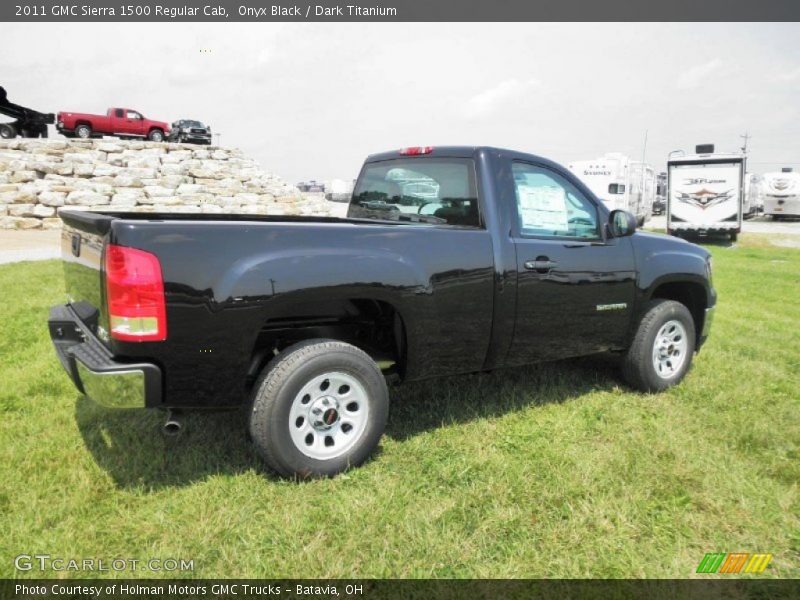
[48, 304, 162, 408]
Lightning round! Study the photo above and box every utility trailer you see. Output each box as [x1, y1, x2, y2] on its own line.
[0, 86, 54, 139]
[667, 144, 745, 242]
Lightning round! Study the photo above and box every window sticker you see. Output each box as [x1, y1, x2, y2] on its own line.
[517, 184, 569, 231]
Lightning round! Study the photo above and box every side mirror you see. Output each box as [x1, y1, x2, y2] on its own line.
[609, 209, 636, 237]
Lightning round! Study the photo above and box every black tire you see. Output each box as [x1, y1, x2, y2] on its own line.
[730, 232, 738, 242]
[621, 299, 696, 393]
[0, 123, 16, 139]
[75, 124, 92, 139]
[249, 339, 389, 478]
[148, 129, 164, 142]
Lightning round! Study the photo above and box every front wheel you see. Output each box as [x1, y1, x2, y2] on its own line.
[148, 129, 164, 142]
[621, 299, 696, 392]
[249, 339, 389, 478]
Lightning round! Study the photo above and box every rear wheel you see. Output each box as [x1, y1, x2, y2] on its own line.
[249, 339, 389, 478]
[75, 124, 92, 139]
[621, 299, 696, 392]
[0, 123, 16, 139]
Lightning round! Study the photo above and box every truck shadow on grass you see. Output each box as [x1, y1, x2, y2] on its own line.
[74, 355, 620, 489]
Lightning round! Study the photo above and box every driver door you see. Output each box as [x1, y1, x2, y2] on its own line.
[507, 161, 637, 365]
[124, 110, 144, 136]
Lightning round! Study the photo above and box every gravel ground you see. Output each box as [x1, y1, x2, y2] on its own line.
[0, 230, 61, 265]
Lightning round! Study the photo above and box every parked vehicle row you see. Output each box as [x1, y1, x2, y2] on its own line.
[1, 85, 213, 144]
[49, 145, 716, 479]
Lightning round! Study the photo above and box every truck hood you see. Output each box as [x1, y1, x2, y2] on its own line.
[630, 231, 710, 262]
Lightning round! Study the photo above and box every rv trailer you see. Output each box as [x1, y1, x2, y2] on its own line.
[744, 173, 764, 217]
[653, 172, 667, 215]
[762, 168, 800, 219]
[567, 152, 653, 225]
[667, 144, 745, 241]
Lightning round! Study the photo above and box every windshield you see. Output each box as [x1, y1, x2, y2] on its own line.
[182, 120, 205, 128]
[348, 158, 480, 227]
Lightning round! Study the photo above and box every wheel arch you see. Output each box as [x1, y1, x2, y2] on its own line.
[246, 296, 408, 390]
[646, 277, 708, 344]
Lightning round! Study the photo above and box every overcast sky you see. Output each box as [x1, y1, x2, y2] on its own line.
[2, 22, 799, 182]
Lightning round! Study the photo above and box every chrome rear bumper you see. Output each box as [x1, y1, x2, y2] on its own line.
[48, 304, 161, 408]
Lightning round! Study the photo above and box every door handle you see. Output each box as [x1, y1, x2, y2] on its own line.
[524, 259, 558, 273]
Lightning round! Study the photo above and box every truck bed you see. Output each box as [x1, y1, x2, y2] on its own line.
[59, 209, 496, 408]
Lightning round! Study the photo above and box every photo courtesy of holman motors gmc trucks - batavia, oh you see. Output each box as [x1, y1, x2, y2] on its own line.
[48, 146, 716, 478]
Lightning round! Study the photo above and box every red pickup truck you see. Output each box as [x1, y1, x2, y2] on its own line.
[57, 108, 170, 142]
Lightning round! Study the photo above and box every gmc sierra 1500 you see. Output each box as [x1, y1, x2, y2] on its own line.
[49, 146, 715, 478]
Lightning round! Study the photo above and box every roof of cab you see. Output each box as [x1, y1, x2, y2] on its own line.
[364, 146, 557, 165]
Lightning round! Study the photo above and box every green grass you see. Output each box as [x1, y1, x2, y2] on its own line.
[0, 235, 798, 579]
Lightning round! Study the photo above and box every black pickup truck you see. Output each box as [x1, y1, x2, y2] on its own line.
[49, 146, 716, 478]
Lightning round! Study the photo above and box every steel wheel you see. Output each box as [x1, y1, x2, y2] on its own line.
[288, 371, 370, 460]
[652, 319, 688, 378]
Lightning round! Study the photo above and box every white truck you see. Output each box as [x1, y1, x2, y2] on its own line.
[568, 153, 654, 226]
[667, 145, 745, 241]
[762, 168, 800, 219]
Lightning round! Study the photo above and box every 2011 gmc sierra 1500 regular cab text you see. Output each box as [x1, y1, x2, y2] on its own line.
[48, 146, 716, 478]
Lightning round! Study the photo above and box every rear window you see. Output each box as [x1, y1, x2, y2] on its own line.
[348, 158, 481, 227]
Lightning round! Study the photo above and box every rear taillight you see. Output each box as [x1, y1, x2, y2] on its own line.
[105, 244, 167, 342]
[399, 146, 433, 155]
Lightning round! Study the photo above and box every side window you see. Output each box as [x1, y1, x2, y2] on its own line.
[114, 109, 124, 118]
[127, 110, 142, 120]
[512, 162, 600, 240]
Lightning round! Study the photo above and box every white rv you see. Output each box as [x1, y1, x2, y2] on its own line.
[744, 173, 764, 217]
[762, 168, 800, 219]
[667, 145, 745, 241]
[568, 153, 654, 225]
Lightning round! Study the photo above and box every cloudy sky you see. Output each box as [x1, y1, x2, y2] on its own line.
[2, 22, 799, 183]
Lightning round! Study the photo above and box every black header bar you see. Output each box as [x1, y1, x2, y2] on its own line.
[3, 0, 800, 22]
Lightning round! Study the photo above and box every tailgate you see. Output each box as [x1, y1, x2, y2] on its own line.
[60, 210, 117, 348]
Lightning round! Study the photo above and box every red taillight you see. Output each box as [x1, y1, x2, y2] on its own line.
[399, 146, 433, 155]
[105, 244, 167, 342]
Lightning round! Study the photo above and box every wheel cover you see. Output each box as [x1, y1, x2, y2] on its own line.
[288, 371, 370, 460]
[652, 319, 688, 379]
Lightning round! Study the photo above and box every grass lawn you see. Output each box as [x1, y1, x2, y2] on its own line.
[0, 234, 798, 579]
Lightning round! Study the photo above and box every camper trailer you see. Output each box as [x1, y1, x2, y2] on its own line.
[667, 145, 745, 241]
[762, 168, 800, 219]
[744, 173, 764, 217]
[653, 172, 667, 215]
[568, 153, 653, 225]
